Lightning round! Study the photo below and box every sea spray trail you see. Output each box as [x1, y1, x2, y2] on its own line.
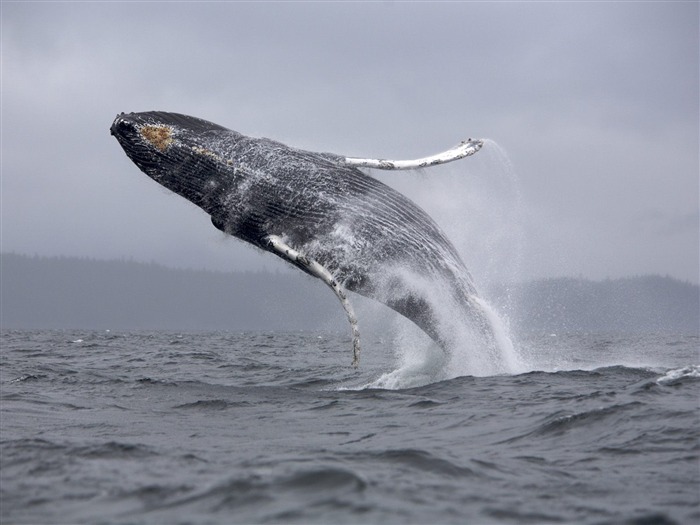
[465, 138, 526, 325]
[425, 138, 526, 291]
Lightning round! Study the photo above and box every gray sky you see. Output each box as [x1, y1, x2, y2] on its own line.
[2, 1, 698, 286]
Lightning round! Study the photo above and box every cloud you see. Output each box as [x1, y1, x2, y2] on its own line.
[1, 1, 698, 283]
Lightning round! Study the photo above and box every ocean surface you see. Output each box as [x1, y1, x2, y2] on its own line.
[1, 328, 698, 524]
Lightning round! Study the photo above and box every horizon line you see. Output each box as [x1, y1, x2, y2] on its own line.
[1, 251, 698, 287]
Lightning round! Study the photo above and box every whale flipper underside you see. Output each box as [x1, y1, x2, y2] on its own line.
[342, 139, 483, 170]
[266, 234, 361, 366]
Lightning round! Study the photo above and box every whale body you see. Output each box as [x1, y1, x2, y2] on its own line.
[110, 111, 495, 364]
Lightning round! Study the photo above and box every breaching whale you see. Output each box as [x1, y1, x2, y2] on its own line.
[111, 111, 496, 365]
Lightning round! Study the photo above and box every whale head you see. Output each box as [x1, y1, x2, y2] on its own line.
[110, 111, 238, 207]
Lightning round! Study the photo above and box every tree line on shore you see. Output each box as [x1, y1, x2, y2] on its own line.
[2, 253, 698, 335]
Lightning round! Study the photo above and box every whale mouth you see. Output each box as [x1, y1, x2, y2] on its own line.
[110, 113, 134, 137]
[110, 114, 141, 150]
[110, 113, 152, 149]
[110, 113, 173, 177]
[109, 114, 174, 152]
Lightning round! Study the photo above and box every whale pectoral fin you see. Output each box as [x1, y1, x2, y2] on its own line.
[265, 235, 361, 367]
[343, 138, 484, 170]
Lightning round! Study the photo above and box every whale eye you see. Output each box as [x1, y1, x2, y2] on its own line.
[140, 125, 173, 152]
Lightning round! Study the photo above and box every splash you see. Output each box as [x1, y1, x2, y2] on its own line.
[362, 139, 527, 389]
[364, 293, 524, 390]
[468, 296, 524, 374]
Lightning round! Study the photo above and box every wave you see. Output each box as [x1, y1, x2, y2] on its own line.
[119, 465, 369, 523]
[1, 438, 162, 469]
[173, 399, 252, 410]
[346, 360, 698, 392]
[656, 365, 700, 385]
[341, 448, 479, 479]
[529, 402, 642, 439]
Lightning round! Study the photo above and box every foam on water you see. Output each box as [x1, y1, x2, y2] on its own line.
[368, 327, 446, 390]
[656, 365, 700, 385]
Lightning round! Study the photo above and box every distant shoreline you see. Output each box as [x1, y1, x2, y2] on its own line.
[2, 253, 698, 335]
[4, 252, 697, 286]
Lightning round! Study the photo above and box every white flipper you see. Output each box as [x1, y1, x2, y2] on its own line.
[343, 138, 483, 170]
[265, 235, 361, 367]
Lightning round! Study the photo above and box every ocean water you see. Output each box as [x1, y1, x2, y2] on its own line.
[1, 329, 698, 524]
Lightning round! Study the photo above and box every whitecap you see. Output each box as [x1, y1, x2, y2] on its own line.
[656, 365, 700, 385]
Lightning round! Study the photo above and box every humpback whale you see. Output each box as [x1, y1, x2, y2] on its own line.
[110, 111, 495, 365]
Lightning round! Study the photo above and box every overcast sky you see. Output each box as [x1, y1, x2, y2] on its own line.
[2, 1, 698, 286]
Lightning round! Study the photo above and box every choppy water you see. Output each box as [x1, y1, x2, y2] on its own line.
[1, 329, 698, 524]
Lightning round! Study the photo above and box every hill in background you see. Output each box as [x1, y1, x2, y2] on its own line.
[1, 253, 698, 335]
[488, 276, 699, 335]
